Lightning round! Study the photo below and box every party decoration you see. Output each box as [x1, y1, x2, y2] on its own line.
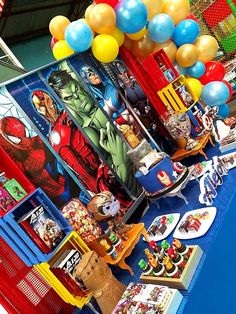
[201, 81, 230, 107]
[218, 104, 230, 118]
[143, 0, 163, 20]
[79, 18, 95, 36]
[199, 61, 226, 85]
[65, 21, 93, 52]
[187, 61, 205, 78]
[162, 0, 190, 25]
[88, 3, 116, 34]
[52, 40, 74, 60]
[50, 37, 58, 49]
[49, 15, 70, 40]
[123, 35, 133, 50]
[92, 34, 119, 62]
[194, 35, 218, 63]
[126, 27, 147, 40]
[185, 78, 202, 99]
[109, 27, 125, 46]
[115, 0, 148, 34]
[174, 63, 188, 76]
[176, 44, 199, 67]
[148, 14, 174, 43]
[173, 19, 200, 47]
[222, 80, 233, 101]
[153, 40, 177, 62]
[132, 34, 155, 59]
[94, 0, 119, 8]
[85, 4, 95, 20]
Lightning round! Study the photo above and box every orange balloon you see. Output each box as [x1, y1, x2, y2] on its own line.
[123, 35, 133, 50]
[176, 44, 199, 67]
[194, 35, 219, 63]
[153, 40, 177, 62]
[143, 0, 163, 21]
[49, 15, 70, 40]
[132, 35, 155, 59]
[88, 4, 116, 34]
[85, 4, 95, 20]
[162, 0, 190, 24]
[79, 18, 95, 36]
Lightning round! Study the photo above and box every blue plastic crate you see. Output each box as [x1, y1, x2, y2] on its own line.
[2, 188, 72, 263]
[0, 220, 38, 265]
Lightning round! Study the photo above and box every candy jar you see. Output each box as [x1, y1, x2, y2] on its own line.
[161, 240, 171, 255]
[109, 233, 124, 252]
[168, 247, 185, 270]
[149, 240, 165, 263]
[163, 256, 180, 278]
[172, 239, 191, 259]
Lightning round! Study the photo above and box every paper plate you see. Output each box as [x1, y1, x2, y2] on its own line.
[145, 213, 180, 242]
[173, 207, 217, 240]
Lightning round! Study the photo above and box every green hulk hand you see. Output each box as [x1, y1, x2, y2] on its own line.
[99, 122, 130, 183]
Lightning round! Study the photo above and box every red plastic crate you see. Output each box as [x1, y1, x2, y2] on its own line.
[0, 237, 74, 314]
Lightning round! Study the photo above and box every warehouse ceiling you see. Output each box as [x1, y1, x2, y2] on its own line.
[0, 0, 92, 44]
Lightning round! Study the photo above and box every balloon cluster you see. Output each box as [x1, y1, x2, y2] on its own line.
[49, 0, 232, 114]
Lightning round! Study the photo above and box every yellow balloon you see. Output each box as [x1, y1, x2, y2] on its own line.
[92, 34, 119, 63]
[176, 44, 199, 67]
[143, 0, 163, 20]
[194, 35, 219, 63]
[52, 40, 74, 60]
[89, 3, 116, 34]
[186, 78, 202, 99]
[109, 27, 125, 47]
[162, 0, 190, 25]
[126, 27, 147, 40]
[49, 15, 70, 40]
[153, 40, 177, 62]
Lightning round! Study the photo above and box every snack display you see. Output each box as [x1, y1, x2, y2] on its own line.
[61, 199, 102, 244]
[112, 283, 183, 314]
[146, 214, 180, 242]
[173, 207, 217, 240]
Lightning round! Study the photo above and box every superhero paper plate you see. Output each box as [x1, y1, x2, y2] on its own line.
[145, 213, 180, 242]
[173, 207, 217, 240]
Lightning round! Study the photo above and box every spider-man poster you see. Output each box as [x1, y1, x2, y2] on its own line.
[0, 87, 80, 207]
[5, 75, 134, 210]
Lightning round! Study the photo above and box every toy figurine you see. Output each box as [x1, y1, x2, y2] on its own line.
[161, 240, 171, 254]
[138, 259, 153, 275]
[163, 256, 180, 278]
[119, 124, 140, 148]
[149, 241, 165, 263]
[100, 239, 118, 260]
[109, 233, 124, 252]
[87, 191, 133, 241]
[74, 251, 126, 314]
[167, 248, 185, 269]
[144, 249, 157, 268]
[172, 239, 191, 259]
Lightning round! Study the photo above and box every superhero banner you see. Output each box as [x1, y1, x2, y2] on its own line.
[0, 87, 80, 208]
[38, 58, 140, 197]
[4, 77, 134, 209]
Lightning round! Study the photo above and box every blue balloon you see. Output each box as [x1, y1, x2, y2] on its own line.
[201, 81, 230, 107]
[217, 104, 230, 118]
[174, 63, 188, 76]
[148, 14, 174, 43]
[65, 21, 93, 52]
[187, 61, 206, 78]
[115, 0, 148, 34]
[173, 19, 200, 47]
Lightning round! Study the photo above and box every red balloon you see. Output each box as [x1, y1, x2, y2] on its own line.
[51, 36, 59, 49]
[186, 13, 199, 23]
[199, 61, 226, 85]
[94, 0, 119, 8]
[223, 80, 233, 102]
